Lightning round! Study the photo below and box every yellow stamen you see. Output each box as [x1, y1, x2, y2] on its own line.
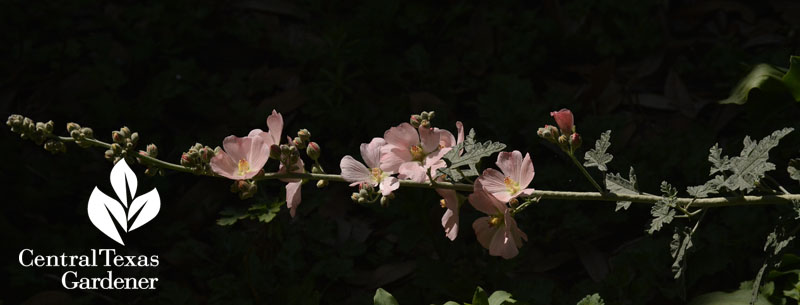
[237, 159, 250, 176]
[371, 167, 384, 182]
[439, 199, 447, 208]
[489, 215, 503, 227]
[504, 177, 521, 195]
[410, 145, 425, 162]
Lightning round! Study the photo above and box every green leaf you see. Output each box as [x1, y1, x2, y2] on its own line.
[647, 181, 677, 235]
[576, 293, 605, 305]
[584, 130, 613, 171]
[606, 167, 639, 211]
[488, 290, 515, 305]
[374, 288, 400, 305]
[443, 302, 461, 305]
[719, 63, 787, 105]
[782, 55, 800, 102]
[723, 128, 794, 192]
[709, 144, 731, 175]
[472, 287, 490, 305]
[789, 159, 800, 182]
[216, 208, 248, 226]
[671, 226, 694, 279]
[688, 289, 772, 305]
[439, 129, 506, 182]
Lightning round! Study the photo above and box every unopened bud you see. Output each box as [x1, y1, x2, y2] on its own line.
[129, 132, 139, 145]
[80, 127, 93, 139]
[111, 143, 122, 154]
[380, 196, 390, 207]
[44, 121, 54, 133]
[410, 114, 422, 128]
[312, 164, 323, 174]
[351, 193, 360, 202]
[112, 131, 123, 143]
[70, 130, 81, 139]
[292, 137, 306, 149]
[146, 144, 158, 157]
[104, 150, 115, 160]
[43, 140, 65, 154]
[357, 197, 367, 204]
[269, 144, 281, 160]
[359, 188, 369, 197]
[180, 153, 191, 166]
[509, 198, 519, 207]
[306, 142, 320, 160]
[66, 122, 80, 132]
[297, 129, 311, 142]
[120, 126, 131, 138]
[570, 133, 582, 151]
[316, 179, 328, 188]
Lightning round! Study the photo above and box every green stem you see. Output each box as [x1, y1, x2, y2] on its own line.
[568, 152, 604, 193]
[49, 134, 800, 208]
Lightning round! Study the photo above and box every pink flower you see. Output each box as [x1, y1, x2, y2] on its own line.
[248, 110, 284, 148]
[436, 188, 459, 241]
[476, 150, 535, 202]
[469, 181, 528, 259]
[380, 123, 451, 182]
[340, 138, 399, 196]
[549, 109, 574, 135]
[280, 157, 305, 218]
[436, 121, 464, 241]
[210, 135, 270, 180]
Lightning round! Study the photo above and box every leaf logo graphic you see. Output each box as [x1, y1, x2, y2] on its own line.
[87, 159, 160, 245]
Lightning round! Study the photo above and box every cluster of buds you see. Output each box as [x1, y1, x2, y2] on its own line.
[230, 180, 258, 199]
[67, 122, 95, 148]
[7, 114, 65, 153]
[350, 183, 394, 206]
[274, 144, 301, 171]
[538, 109, 582, 154]
[104, 126, 138, 164]
[410, 111, 435, 129]
[180, 143, 220, 174]
[292, 129, 311, 149]
[139, 144, 163, 176]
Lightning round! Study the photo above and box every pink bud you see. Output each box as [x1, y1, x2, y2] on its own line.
[549, 109, 574, 135]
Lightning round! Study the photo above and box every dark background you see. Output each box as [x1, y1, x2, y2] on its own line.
[2, 0, 800, 304]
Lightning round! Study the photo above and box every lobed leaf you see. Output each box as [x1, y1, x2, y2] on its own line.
[723, 128, 793, 192]
[789, 158, 800, 183]
[576, 293, 605, 305]
[605, 167, 639, 211]
[671, 226, 694, 279]
[439, 128, 506, 182]
[584, 130, 613, 171]
[647, 181, 677, 235]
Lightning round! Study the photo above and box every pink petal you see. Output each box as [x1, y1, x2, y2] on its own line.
[550, 108, 574, 135]
[267, 109, 283, 145]
[505, 209, 528, 244]
[380, 145, 412, 173]
[340, 156, 371, 183]
[476, 168, 513, 203]
[435, 128, 456, 148]
[456, 121, 465, 145]
[468, 181, 505, 215]
[427, 159, 448, 180]
[418, 126, 440, 154]
[424, 147, 451, 165]
[286, 181, 302, 217]
[519, 152, 535, 189]
[222, 135, 253, 162]
[246, 135, 270, 173]
[361, 137, 386, 169]
[209, 151, 240, 180]
[489, 223, 519, 259]
[379, 176, 399, 196]
[521, 188, 535, 196]
[383, 123, 418, 149]
[436, 188, 460, 241]
[472, 216, 496, 250]
[398, 162, 427, 182]
[496, 151, 522, 185]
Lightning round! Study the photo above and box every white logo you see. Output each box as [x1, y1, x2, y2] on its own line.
[87, 159, 160, 245]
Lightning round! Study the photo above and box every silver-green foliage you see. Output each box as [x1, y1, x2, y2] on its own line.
[439, 128, 506, 182]
[584, 130, 613, 171]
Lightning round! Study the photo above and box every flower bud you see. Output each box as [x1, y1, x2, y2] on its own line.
[359, 188, 369, 197]
[104, 150, 115, 161]
[269, 144, 281, 160]
[81, 127, 93, 139]
[129, 132, 139, 145]
[292, 137, 306, 149]
[570, 133, 582, 152]
[306, 142, 320, 160]
[70, 130, 81, 139]
[316, 179, 328, 188]
[410, 115, 422, 128]
[380, 196, 390, 207]
[120, 126, 131, 138]
[357, 197, 367, 204]
[311, 164, 323, 174]
[44, 140, 65, 154]
[146, 144, 158, 157]
[111, 143, 122, 154]
[35, 122, 45, 132]
[44, 120, 54, 133]
[66, 122, 80, 132]
[550, 109, 574, 135]
[180, 153, 191, 166]
[112, 131, 123, 143]
[297, 129, 311, 142]
[351, 193, 360, 202]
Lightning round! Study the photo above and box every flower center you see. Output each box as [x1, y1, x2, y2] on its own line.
[439, 199, 447, 208]
[489, 215, 503, 227]
[237, 159, 251, 176]
[410, 145, 426, 162]
[370, 167, 384, 182]
[504, 177, 521, 195]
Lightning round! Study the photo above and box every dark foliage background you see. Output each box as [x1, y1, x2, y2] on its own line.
[2, 0, 800, 304]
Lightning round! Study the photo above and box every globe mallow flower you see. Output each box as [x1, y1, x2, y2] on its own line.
[476, 150, 535, 203]
[435, 121, 464, 241]
[380, 123, 451, 182]
[210, 135, 270, 180]
[340, 138, 399, 196]
[469, 181, 528, 259]
[549, 108, 574, 135]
